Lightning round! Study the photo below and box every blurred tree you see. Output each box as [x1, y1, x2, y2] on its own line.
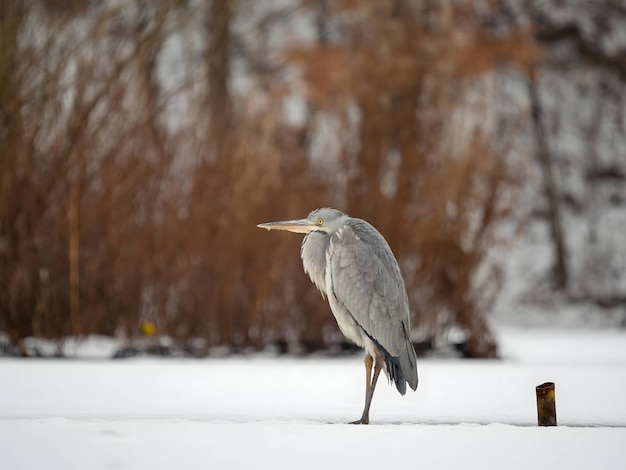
[498, 0, 626, 316]
[5, 0, 597, 358]
[0, 0, 31, 353]
[528, 71, 568, 289]
[284, 0, 538, 357]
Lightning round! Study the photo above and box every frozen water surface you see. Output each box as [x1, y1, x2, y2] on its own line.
[1, 328, 625, 470]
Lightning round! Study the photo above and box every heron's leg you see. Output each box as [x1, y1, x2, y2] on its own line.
[351, 355, 382, 425]
[363, 353, 373, 402]
[350, 354, 372, 424]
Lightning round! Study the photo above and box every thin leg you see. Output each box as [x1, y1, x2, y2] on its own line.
[351, 354, 382, 425]
[363, 353, 373, 402]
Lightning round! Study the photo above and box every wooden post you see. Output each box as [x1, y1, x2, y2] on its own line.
[536, 382, 557, 426]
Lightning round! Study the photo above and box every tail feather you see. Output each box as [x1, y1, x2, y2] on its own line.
[359, 325, 419, 395]
[400, 335, 418, 391]
[383, 354, 407, 395]
[371, 336, 418, 395]
[382, 337, 418, 395]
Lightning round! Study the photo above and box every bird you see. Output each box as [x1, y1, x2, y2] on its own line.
[257, 207, 418, 424]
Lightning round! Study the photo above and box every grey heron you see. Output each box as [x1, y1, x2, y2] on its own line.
[257, 207, 418, 424]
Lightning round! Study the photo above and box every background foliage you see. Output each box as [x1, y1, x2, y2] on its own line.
[2, 0, 625, 357]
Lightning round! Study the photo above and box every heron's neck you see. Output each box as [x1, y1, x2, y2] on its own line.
[301, 231, 328, 296]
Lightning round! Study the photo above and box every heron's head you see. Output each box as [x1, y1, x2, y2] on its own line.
[257, 207, 348, 235]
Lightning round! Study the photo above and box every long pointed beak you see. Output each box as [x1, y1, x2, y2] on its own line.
[256, 218, 316, 234]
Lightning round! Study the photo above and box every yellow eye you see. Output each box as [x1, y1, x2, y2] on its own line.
[317, 218, 323, 225]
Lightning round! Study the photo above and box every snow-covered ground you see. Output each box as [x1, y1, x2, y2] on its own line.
[1, 328, 625, 470]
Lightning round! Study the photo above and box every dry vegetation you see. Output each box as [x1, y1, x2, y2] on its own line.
[0, 0, 539, 357]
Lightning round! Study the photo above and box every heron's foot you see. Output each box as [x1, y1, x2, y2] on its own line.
[350, 417, 369, 425]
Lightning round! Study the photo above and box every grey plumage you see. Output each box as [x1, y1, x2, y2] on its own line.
[257, 207, 418, 424]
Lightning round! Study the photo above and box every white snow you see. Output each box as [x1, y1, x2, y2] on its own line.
[1, 328, 625, 470]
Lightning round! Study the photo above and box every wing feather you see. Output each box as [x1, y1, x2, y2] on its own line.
[327, 219, 410, 357]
